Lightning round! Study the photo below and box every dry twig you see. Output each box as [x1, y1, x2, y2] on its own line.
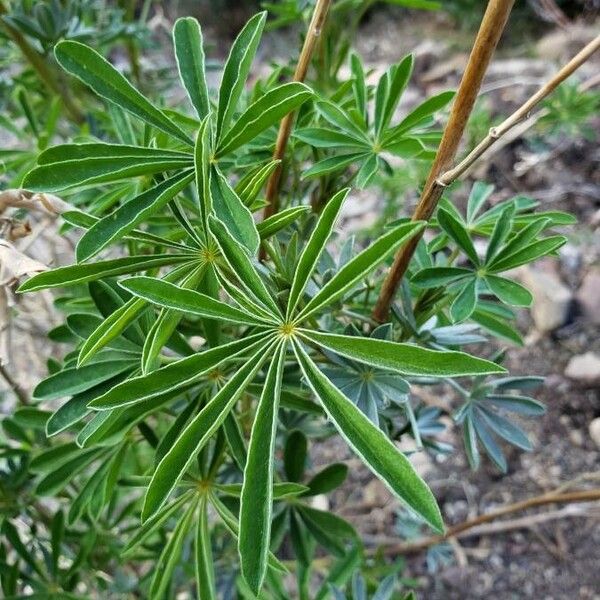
[385, 488, 600, 555]
[0, 189, 71, 216]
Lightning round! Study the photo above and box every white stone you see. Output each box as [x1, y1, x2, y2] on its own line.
[564, 352, 600, 385]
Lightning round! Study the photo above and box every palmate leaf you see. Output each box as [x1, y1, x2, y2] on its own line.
[54, 41, 193, 146]
[173, 17, 210, 120]
[76, 169, 195, 261]
[293, 341, 443, 532]
[142, 337, 277, 520]
[239, 341, 286, 594]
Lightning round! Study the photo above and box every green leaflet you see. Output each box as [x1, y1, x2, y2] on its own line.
[208, 215, 281, 317]
[257, 206, 310, 240]
[287, 188, 349, 319]
[63, 209, 194, 252]
[173, 17, 210, 119]
[316, 101, 370, 142]
[77, 297, 145, 366]
[142, 337, 276, 520]
[296, 221, 425, 321]
[216, 11, 266, 138]
[209, 166, 260, 254]
[216, 482, 309, 499]
[30, 442, 80, 474]
[383, 90, 455, 143]
[450, 278, 477, 322]
[18, 254, 195, 292]
[300, 331, 506, 377]
[36, 143, 192, 164]
[489, 236, 567, 272]
[33, 359, 136, 400]
[54, 40, 192, 145]
[485, 274, 533, 307]
[216, 82, 313, 156]
[89, 332, 269, 410]
[121, 276, 275, 326]
[149, 500, 196, 599]
[350, 52, 367, 120]
[210, 493, 287, 574]
[297, 505, 357, 555]
[194, 116, 212, 223]
[294, 128, 370, 149]
[76, 170, 195, 261]
[239, 341, 286, 594]
[305, 464, 348, 496]
[236, 160, 280, 206]
[303, 153, 368, 179]
[377, 54, 414, 135]
[35, 448, 105, 496]
[22, 155, 193, 193]
[46, 375, 130, 437]
[411, 267, 473, 288]
[122, 492, 194, 556]
[195, 496, 217, 599]
[355, 154, 379, 188]
[437, 208, 480, 266]
[141, 267, 206, 374]
[293, 342, 444, 532]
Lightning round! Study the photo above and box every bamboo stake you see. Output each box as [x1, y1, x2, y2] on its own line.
[372, 0, 515, 322]
[261, 0, 333, 225]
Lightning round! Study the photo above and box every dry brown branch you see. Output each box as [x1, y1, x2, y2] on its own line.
[385, 488, 600, 555]
[261, 0, 332, 227]
[373, 0, 515, 322]
[0, 189, 71, 216]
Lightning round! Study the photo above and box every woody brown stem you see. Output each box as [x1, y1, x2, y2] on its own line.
[261, 0, 332, 227]
[372, 0, 515, 322]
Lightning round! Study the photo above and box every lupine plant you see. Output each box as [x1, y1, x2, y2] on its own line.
[0, 3, 588, 598]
